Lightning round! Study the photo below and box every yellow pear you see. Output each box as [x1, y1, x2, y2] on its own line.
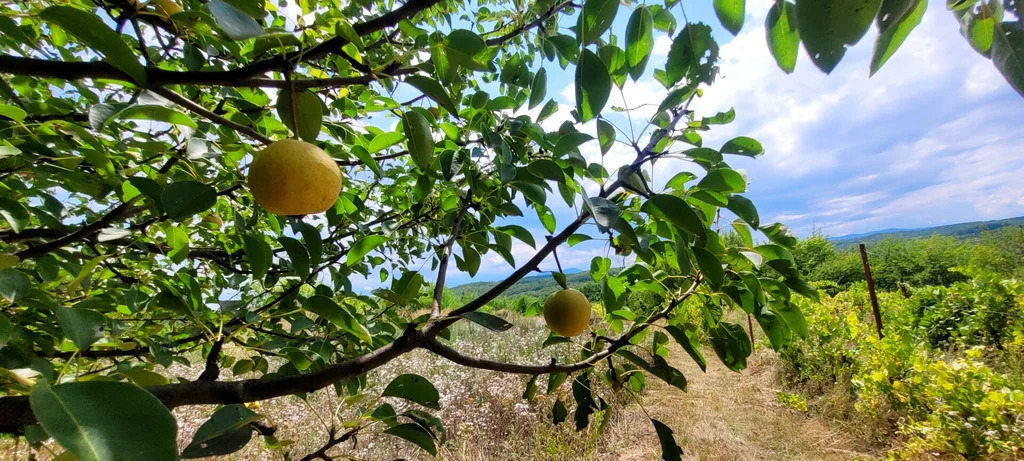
[153, 0, 183, 18]
[543, 288, 592, 337]
[248, 139, 342, 216]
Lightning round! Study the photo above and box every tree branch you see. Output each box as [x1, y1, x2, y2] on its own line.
[430, 197, 471, 318]
[148, 86, 273, 145]
[423, 278, 700, 374]
[485, 0, 575, 46]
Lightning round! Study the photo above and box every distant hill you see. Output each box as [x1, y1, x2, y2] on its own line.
[831, 216, 1024, 247]
[451, 270, 594, 299]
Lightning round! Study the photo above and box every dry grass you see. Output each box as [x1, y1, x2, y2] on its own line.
[1, 317, 882, 461]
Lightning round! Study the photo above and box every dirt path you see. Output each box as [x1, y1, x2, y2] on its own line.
[606, 349, 879, 461]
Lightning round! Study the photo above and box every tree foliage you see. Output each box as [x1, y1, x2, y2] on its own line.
[0, 0, 1019, 458]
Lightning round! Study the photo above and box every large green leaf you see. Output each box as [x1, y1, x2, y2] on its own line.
[597, 119, 616, 155]
[708, 322, 752, 371]
[575, 49, 612, 122]
[242, 235, 272, 280]
[181, 405, 260, 459]
[382, 374, 441, 409]
[664, 23, 719, 87]
[0, 197, 29, 234]
[462, 311, 513, 331]
[0, 269, 30, 303]
[161, 181, 218, 220]
[30, 381, 178, 461]
[641, 194, 704, 235]
[796, 0, 883, 73]
[39, 6, 146, 85]
[208, 0, 265, 40]
[692, 247, 724, 290]
[303, 295, 372, 342]
[113, 105, 198, 129]
[664, 325, 707, 372]
[403, 111, 434, 171]
[405, 75, 459, 116]
[714, 0, 746, 35]
[870, 0, 926, 75]
[626, 7, 655, 80]
[56, 307, 105, 350]
[992, 22, 1024, 97]
[347, 235, 388, 266]
[766, 1, 800, 73]
[278, 236, 310, 279]
[444, 29, 494, 71]
[577, 0, 620, 44]
[653, 419, 684, 461]
[529, 68, 547, 110]
[384, 423, 437, 455]
[276, 90, 323, 142]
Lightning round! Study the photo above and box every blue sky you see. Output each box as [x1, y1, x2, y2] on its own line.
[318, 0, 1024, 289]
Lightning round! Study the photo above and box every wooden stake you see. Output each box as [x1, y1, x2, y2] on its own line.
[858, 244, 884, 339]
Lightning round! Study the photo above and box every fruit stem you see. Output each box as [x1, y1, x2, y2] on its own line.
[546, 235, 565, 275]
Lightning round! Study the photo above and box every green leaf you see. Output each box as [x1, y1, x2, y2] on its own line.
[870, 0, 926, 75]
[714, 0, 746, 35]
[642, 194, 704, 235]
[0, 269, 30, 303]
[56, 307, 105, 350]
[553, 132, 595, 156]
[384, 423, 437, 455]
[0, 104, 26, 122]
[708, 322, 752, 371]
[575, 49, 612, 122]
[39, 6, 147, 85]
[652, 419, 684, 461]
[992, 22, 1024, 97]
[572, 371, 598, 430]
[497, 225, 536, 248]
[527, 159, 566, 181]
[664, 23, 719, 87]
[461, 311, 513, 331]
[276, 90, 323, 142]
[30, 381, 177, 461]
[766, 1, 800, 73]
[796, 0, 883, 73]
[568, 234, 592, 246]
[552, 271, 568, 289]
[303, 295, 372, 342]
[368, 131, 405, 153]
[0, 197, 29, 233]
[523, 375, 539, 401]
[726, 195, 759, 228]
[698, 168, 746, 193]
[760, 222, 798, 248]
[665, 325, 707, 372]
[577, 0, 620, 44]
[382, 374, 441, 409]
[161, 181, 218, 220]
[403, 111, 434, 171]
[347, 235, 388, 266]
[278, 236, 310, 279]
[529, 68, 547, 110]
[297, 222, 323, 267]
[181, 405, 259, 459]
[552, 399, 568, 424]
[242, 235, 271, 279]
[444, 30, 493, 71]
[405, 75, 459, 116]
[597, 119, 616, 155]
[208, 0, 265, 40]
[113, 105, 197, 129]
[774, 302, 810, 338]
[720, 136, 764, 157]
[626, 7, 655, 80]
[692, 247, 724, 290]
[756, 310, 792, 350]
[538, 99, 560, 122]
[584, 196, 620, 233]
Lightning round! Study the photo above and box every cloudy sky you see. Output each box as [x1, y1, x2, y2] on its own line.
[341, 0, 1024, 289]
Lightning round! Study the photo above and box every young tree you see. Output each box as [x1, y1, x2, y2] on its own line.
[0, 0, 1018, 459]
